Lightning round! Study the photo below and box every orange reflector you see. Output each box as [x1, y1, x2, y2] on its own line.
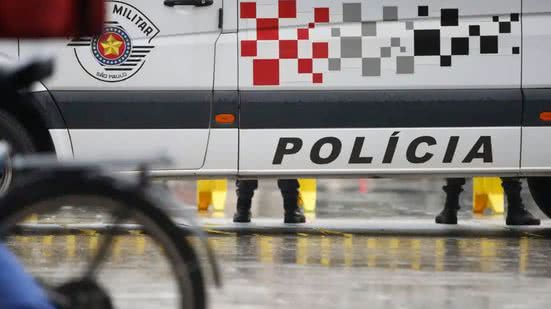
[215, 113, 235, 124]
[540, 112, 551, 121]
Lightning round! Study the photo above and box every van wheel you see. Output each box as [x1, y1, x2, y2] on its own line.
[527, 177, 551, 218]
[0, 110, 35, 191]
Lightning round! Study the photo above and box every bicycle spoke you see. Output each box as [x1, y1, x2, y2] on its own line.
[83, 207, 132, 279]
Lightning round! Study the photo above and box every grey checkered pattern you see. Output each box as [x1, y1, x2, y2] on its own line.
[328, 3, 520, 77]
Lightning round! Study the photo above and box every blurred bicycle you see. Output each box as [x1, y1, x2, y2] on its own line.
[0, 2, 219, 308]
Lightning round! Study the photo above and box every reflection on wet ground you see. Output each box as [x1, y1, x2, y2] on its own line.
[212, 234, 551, 309]
[7, 234, 551, 308]
[8, 234, 179, 309]
[7, 178, 551, 308]
[12, 234, 551, 275]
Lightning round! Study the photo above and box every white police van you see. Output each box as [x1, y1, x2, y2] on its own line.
[1, 0, 551, 214]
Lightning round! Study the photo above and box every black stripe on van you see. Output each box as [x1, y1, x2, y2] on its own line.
[51, 91, 211, 129]
[49, 89, 522, 130]
[523, 89, 551, 126]
[240, 89, 522, 129]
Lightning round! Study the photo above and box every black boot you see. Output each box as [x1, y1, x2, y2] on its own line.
[435, 205, 458, 224]
[233, 180, 257, 223]
[278, 179, 306, 224]
[435, 178, 464, 225]
[233, 198, 252, 223]
[283, 197, 306, 223]
[284, 208, 306, 224]
[503, 178, 540, 226]
[506, 206, 540, 226]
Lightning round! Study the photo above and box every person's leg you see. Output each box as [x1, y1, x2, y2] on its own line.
[502, 177, 540, 226]
[277, 179, 306, 223]
[233, 179, 258, 223]
[435, 178, 466, 224]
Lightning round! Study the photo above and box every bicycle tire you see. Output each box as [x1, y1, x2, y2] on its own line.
[0, 109, 36, 192]
[0, 109, 35, 154]
[0, 169, 206, 309]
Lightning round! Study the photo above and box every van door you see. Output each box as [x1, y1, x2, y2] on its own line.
[521, 1, 551, 175]
[237, 0, 522, 176]
[20, 0, 221, 170]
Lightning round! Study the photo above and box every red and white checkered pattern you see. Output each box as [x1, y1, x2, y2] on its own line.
[240, 0, 330, 85]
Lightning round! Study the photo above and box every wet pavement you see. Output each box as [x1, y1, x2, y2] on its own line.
[6, 178, 551, 308]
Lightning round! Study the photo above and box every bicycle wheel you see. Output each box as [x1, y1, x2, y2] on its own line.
[0, 108, 36, 193]
[0, 169, 207, 309]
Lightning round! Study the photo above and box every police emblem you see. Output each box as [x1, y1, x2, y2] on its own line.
[68, 1, 160, 82]
[92, 27, 132, 66]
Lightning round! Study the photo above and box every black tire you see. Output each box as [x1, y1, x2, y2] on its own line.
[0, 109, 35, 153]
[0, 109, 35, 192]
[527, 177, 551, 218]
[0, 171, 206, 309]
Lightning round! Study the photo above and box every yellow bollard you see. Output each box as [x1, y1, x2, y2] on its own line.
[196, 179, 227, 212]
[24, 214, 38, 223]
[472, 177, 504, 214]
[211, 179, 228, 212]
[298, 178, 317, 213]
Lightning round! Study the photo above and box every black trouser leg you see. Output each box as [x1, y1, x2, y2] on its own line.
[234, 180, 258, 222]
[277, 179, 300, 211]
[501, 177, 522, 208]
[236, 179, 258, 205]
[501, 177, 540, 225]
[436, 178, 465, 224]
[277, 179, 305, 223]
[443, 178, 466, 205]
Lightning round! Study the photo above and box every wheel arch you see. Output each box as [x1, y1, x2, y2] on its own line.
[0, 85, 70, 155]
[527, 177, 551, 219]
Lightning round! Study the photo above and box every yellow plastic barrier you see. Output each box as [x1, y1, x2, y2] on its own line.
[24, 214, 38, 223]
[298, 178, 317, 213]
[196, 179, 228, 212]
[472, 177, 504, 214]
